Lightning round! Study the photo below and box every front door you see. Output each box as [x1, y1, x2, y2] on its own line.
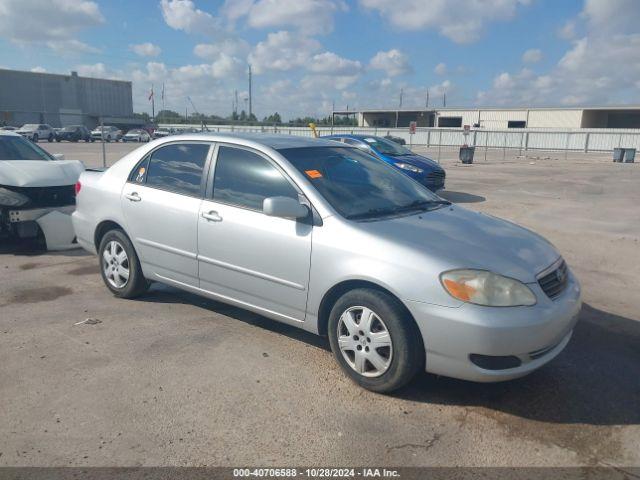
[121, 142, 211, 287]
[197, 145, 313, 323]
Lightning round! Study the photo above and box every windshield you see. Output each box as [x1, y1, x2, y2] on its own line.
[279, 146, 443, 220]
[127, 129, 141, 134]
[19, 124, 38, 131]
[0, 135, 53, 161]
[62, 126, 80, 131]
[360, 136, 411, 156]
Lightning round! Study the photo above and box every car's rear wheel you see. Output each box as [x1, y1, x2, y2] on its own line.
[98, 229, 148, 299]
[48, 134, 54, 142]
[328, 288, 424, 393]
[32, 133, 38, 142]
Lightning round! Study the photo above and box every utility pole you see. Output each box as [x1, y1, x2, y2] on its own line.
[234, 89, 238, 117]
[248, 64, 252, 120]
[399, 88, 404, 109]
[443, 91, 446, 108]
[426, 89, 429, 108]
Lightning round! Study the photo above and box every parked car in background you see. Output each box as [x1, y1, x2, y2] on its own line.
[323, 134, 446, 191]
[72, 133, 580, 393]
[153, 127, 174, 139]
[0, 126, 18, 131]
[17, 124, 56, 142]
[56, 125, 93, 142]
[0, 130, 84, 250]
[122, 129, 151, 143]
[91, 126, 122, 142]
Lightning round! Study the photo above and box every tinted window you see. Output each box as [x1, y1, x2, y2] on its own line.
[213, 146, 298, 211]
[145, 143, 209, 196]
[278, 146, 439, 220]
[0, 135, 53, 161]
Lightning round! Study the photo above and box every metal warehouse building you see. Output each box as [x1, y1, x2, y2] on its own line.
[335, 106, 640, 129]
[0, 68, 135, 129]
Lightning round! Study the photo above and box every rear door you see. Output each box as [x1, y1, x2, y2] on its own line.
[197, 144, 313, 323]
[121, 141, 212, 287]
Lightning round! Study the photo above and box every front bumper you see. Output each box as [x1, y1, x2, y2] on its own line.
[4, 205, 78, 250]
[404, 270, 581, 382]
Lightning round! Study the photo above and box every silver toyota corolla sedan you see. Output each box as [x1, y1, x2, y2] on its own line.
[72, 133, 581, 392]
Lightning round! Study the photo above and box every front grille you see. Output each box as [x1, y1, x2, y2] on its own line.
[538, 260, 569, 300]
[426, 170, 445, 184]
[3, 185, 76, 208]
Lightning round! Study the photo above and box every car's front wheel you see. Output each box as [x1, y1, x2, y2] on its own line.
[98, 229, 149, 298]
[48, 134, 54, 142]
[328, 288, 424, 393]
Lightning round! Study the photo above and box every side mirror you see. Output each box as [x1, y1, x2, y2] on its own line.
[263, 196, 309, 219]
[52, 153, 65, 160]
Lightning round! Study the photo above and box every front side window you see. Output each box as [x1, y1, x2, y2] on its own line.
[212, 146, 298, 211]
[145, 143, 210, 196]
[278, 146, 440, 220]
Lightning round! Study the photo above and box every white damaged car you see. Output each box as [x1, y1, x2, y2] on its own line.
[0, 130, 84, 250]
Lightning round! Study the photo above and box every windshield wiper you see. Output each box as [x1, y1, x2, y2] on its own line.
[346, 200, 450, 220]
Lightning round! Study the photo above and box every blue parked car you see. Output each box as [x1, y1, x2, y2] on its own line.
[322, 134, 445, 191]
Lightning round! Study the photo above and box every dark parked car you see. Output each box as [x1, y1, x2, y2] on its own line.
[322, 134, 446, 191]
[56, 125, 93, 142]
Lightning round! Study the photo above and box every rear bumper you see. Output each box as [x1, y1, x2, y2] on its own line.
[71, 209, 97, 254]
[404, 270, 582, 382]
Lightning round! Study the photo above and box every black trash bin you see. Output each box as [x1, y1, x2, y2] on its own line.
[623, 148, 636, 163]
[459, 146, 475, 164]
[613, 148, 624, 162]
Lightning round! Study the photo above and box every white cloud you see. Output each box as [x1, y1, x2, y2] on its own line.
[434, 62, 447, 75]
[0, 0, 104, 51]
[522, 48, 542, 63]
[223, 0, 347, 35]
[30, 66, 47, 73]
[308, 52, 362, 75]
[369, 49, 411, 76]
[478, 0, 640, 106]
[558, 20, 577, 40]
[359, 0, 530, 43]
[75, 63, 109, 78]
[194, 39, 250, 60]
[160, 0, 220, 35]
[130, 42, 162, 57]
[249, 31, 321, 73]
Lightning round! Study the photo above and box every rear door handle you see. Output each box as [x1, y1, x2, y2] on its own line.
[125, 192, 141, 202]
[201, 210, 222, 222]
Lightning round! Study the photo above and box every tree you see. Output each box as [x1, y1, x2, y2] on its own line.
[264, 112, 282, 124]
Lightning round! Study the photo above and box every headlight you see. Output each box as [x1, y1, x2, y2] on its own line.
[0, 187, 30, 207]
[440, 269, 536, 307]
[395, 162, 423, 173]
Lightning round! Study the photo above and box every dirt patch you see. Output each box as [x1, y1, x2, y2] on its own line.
[67, 264, 100, 276]
[2, 286, 73, 306]
[19, 263, 42, 270]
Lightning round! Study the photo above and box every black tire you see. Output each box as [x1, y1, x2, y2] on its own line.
[328, 288, 424, 393]
[48, 134, 54, 142]
[98, 229, 149, 299]
[56, 138, 61, 142]
[90, 138, 95, 142]
[32, 133, 38, 142]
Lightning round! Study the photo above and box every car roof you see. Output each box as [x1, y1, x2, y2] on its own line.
[160, 132, 343, 149]
[323, 134, 376, 141]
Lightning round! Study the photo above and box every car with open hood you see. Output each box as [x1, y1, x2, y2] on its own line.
[0, 130, 84, 250]
[72, 133, 581, 393]
[323, 134, 445, 191]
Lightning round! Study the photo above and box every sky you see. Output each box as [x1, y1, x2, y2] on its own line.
[0, 0, 639, 120]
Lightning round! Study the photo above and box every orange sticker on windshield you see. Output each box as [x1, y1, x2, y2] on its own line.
[305, 169, 323, 179]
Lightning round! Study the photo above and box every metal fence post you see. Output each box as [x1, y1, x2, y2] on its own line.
[565, 132, 570, 160]
[100, 117, 106, 168]
[503, 131, 507, 161]
[437, 130, 442, 164]
[584, 132, 590, 153]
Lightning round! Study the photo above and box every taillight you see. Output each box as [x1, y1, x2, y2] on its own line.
[74, 181, 82, 195]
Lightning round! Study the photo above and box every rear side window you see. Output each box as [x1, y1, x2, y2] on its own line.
[145, 143, 210, 196]
[212, 146, 298, 211]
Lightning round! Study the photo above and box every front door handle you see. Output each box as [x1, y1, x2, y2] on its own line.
[201, 210, 222, 222]
[125, 192, 141, 202]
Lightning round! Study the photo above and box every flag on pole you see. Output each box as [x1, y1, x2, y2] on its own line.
[148, 85, 154, 102]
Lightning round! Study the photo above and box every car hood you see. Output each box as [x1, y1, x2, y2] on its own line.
[383, 153, 443, 171]
[355, 205, 559, 283]
[0, 160, 85, 187]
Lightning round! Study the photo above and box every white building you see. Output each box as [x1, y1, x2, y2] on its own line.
[333, 106, 640, 129]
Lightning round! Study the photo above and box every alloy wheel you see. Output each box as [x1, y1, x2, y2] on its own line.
[102, 240, 130, 288]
